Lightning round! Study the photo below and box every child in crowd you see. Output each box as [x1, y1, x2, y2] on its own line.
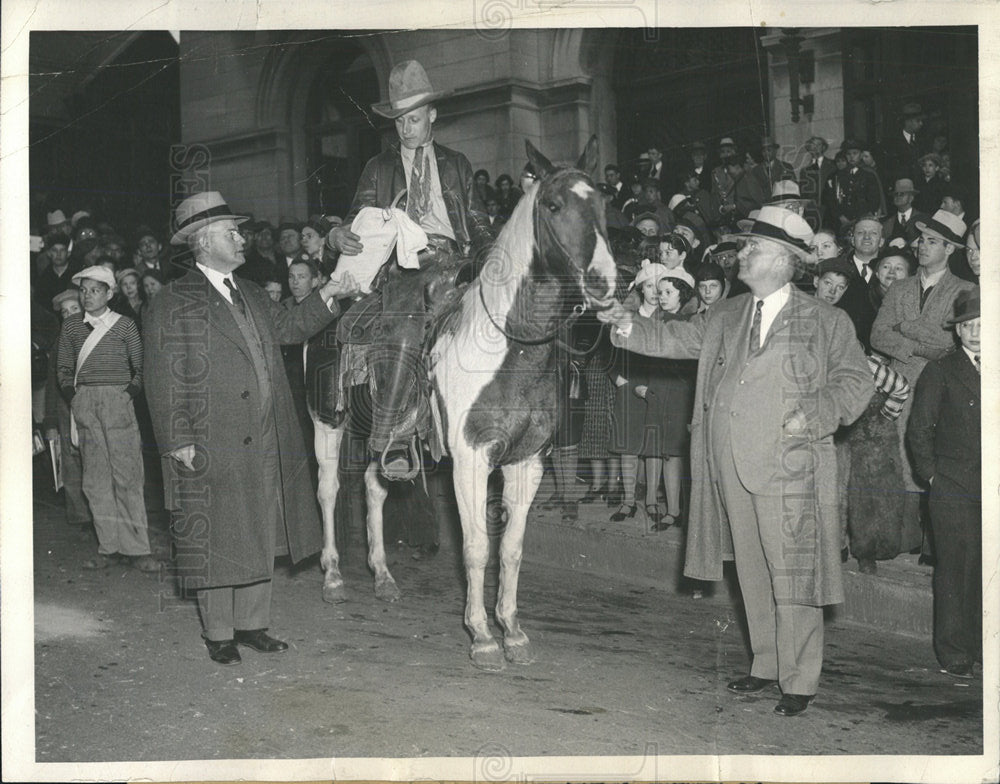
[907, 290, 982, 679]
[56, 265, 158, 572]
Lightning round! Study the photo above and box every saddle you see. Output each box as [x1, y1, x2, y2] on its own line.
[336, 242, 479, 477]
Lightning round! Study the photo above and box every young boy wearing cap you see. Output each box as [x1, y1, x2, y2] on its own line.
[56, 265, 157, 572]
[906, 290, 981, 678]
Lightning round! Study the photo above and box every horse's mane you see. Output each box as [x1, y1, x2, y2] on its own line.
[483, 180, 539, 284]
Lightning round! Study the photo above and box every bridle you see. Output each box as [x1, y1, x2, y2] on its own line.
[478, 171, 609, 354]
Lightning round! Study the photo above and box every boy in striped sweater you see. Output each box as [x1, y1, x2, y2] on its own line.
[56, 265, 158, 572]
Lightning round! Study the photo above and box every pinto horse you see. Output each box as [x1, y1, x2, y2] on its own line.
[316, 136, 617, 670]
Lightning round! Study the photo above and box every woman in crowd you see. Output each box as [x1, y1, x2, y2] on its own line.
[494, 174, 522, 220]
[608, 260, 670, 524]
[141, 269, 165, 300]
[810, 228, 843, 261]
[638, 268, 697, 530]
[300, 217, 331, 264]
[113, 268, 145, 327]
[870, 250, 916, 313]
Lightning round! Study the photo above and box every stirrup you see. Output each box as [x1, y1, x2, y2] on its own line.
[379, 435, 421, 482]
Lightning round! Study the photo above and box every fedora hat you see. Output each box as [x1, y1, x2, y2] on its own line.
[946, 289, 979, 325]
[901, 102, 925, 119]
[171, 192, 249, 244]
[840, 138, 864, 152]
[718, 137, 737, 148]
[372, 60, 452, 119]
[726, 205, 815, 261]
[46, 209, 69, 228]
[916, 209, 966, 247]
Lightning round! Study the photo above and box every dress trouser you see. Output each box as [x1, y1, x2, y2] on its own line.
[71, 385, 150, 556]
[197, 382, 284, 642]
[714, 437, 825, 696]
[928, 474, 982, 667]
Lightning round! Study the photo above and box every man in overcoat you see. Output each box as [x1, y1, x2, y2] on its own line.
[599, 206, 872, 716]
[143, 191, 357, 665]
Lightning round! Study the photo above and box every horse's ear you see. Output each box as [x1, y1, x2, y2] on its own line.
[575, 134, 600, 176]
[525, 139, 555, 178]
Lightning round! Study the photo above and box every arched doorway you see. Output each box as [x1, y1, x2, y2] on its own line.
[612, 28, 769, 191]
[304, 46, 381, 218]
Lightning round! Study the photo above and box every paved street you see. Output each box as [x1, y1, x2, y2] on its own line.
[31, 474, 983, 765]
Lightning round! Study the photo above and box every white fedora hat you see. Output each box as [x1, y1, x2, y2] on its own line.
[170, 191, 249, 244]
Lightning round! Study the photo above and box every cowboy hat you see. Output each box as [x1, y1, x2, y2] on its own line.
[915, 209, 966, 247]
[371, 60, 452, 119]
[170, 192, 249, 244]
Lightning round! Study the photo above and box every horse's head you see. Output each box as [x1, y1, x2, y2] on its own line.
[525, 136, 618, 310]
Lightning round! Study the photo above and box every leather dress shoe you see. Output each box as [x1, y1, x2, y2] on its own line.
[774, 693, 814, 716]
[205, 638, 241, 666]
[234, 629, 289, 653]
[727, 675, 778, 694]
[941, 662, 974, 679]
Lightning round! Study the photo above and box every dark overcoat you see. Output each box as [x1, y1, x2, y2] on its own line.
[143, 267, 337, 589]
[613, 288, 873, 605]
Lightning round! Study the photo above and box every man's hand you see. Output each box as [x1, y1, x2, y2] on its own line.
[597, 301, 631, 330]
[782, 408, 810, 438]
[327, 226, 363, 255]
[320, 271, 361, 300]
[169, 444, 196, 471]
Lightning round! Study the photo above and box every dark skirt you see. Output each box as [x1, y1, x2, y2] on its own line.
[579, 362, 613, 459]
[846, 393, 908, 560]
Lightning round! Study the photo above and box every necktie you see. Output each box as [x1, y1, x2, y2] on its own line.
[749, 300, 764, 353]
[224, 278, 246, 316]
[919, 283, 934, 310]
[407, 146, 429, 222]
[974, 354, 981, 374]
[898, 213, 907, 228]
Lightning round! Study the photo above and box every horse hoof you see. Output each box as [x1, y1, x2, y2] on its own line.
[322, 581, 347, 604]
[503, 639, 535, 665]
[375, 578, 401, 603]
[470, 643, 507, 672]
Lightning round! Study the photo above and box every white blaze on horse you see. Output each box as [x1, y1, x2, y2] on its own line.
[313, 136, 617, 670]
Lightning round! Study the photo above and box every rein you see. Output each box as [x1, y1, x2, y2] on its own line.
[477, 177, 598, 347]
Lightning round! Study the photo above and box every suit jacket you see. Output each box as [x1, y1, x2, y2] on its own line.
[346, 141, 491, 253]
[870, 270, 977, 385]
[832, 167, 883, 224]
[913, 174, 947, 215]
[881, 130, 923, 184]
[143, 267, 337, 588]
[748, 160, 795, 200]
[882, 208, 930, 244]
[835, 256, 878, 352]
[612, 288, 872, 603]
[906, 348, 980, 493]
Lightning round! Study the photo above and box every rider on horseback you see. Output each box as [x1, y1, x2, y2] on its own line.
[326, 60, 492, 479]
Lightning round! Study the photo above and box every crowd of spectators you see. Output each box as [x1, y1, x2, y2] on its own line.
[29, 99, 981, 678]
